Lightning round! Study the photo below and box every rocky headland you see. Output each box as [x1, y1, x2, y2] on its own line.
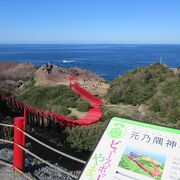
[0, 61, 109, 96]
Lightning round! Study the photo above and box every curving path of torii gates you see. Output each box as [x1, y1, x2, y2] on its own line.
[0, 77, 103, 126]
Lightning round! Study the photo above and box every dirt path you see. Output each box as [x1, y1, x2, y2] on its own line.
[104, 104, 139, 116]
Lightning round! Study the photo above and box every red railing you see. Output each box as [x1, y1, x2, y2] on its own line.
[0, 76, 103, 126]
[1, 77, 102, 178]
[0, 112, 85, 179]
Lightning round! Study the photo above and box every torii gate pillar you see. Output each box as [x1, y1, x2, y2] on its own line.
[13, 110, 26, 171]
[69, 76, 79, 87]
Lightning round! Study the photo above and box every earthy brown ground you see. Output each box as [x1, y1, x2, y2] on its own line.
[0, 61, 36, 87]
[34, 64, 109, 97]
[0, 62, 109, 97]
[0, 61, 36, 81]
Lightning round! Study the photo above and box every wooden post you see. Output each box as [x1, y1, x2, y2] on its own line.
[13, 111, 26, 171]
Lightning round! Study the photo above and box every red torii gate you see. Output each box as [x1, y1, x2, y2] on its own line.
[10, 110, 27, 171]
[69, 76, 79, 87]
[0, 76, 103, 127]
[0, 76, 104, 174]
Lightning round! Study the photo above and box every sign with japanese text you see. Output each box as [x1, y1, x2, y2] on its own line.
[79, 117, 180, 180]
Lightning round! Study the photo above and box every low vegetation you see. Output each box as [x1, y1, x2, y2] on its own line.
[64, 121, 109, 152]
[0, 63, 179, 158]
[149, 79, 180, 123]
[17, 85, 80, 115]
[107, 63, 180, 125]
[108, 64, 173, 105]
[76, 100, 90, 112]
[0, 85, 14, 95]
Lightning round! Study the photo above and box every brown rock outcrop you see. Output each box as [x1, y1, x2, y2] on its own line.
[0, 61, 36, 81]
[34, 64, 103, 86]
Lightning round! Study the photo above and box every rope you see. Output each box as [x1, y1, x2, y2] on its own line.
[0, 123, 85, 178]
[0, 123, 14, 128]
[0, 139, 14, 144]
[0, 160, 33, 180]
[0, 159, 13, 168]
[0, 138, 79, 179]
[15, 143, 78, 179]
[14, 125, 86, 164]
[0, 124, 86, 163]
[0, 138, 77, 179]
[13, 167, 33, 180]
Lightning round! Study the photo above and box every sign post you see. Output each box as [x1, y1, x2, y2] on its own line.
[80, 117, 180, 180]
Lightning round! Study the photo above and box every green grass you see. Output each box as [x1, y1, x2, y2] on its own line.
[17, 85, 79, 115]
[107, 63, 180, 124]
[149, 80, 180, 123]
[108, 63, 173, 105]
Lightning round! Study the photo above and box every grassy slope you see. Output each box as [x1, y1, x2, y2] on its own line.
[1, 63, 179, 154]
[107, 63, 180, 125]
[17, 85, 79, 115]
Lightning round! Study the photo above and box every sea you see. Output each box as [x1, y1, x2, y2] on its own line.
[0, 44, 180, 81]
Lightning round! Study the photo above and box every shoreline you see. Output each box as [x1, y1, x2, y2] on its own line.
[0, 44, 180, 81]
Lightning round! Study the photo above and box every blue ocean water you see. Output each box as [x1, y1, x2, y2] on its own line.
[0, 44, 179, 81]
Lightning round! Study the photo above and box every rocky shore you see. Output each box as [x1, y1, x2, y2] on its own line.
[0, 61, 103, 86]
[0, 61, 36, 88]
[0, 61, 109, 96]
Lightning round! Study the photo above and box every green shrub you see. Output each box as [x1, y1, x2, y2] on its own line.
[107, 64, 173, 105]
[101, 108, 119, 121]
[149, 80, 180, 123]
[18, 85, 79, 111]
[51, 105, 71, 115]
[149, 99, 161, 112]
[64, 121, 109, 151]
[77, 100, 90, 112]
[67, 115, 78, 120]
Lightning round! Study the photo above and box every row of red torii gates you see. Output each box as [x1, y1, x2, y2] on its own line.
[0, 76, 103, 171]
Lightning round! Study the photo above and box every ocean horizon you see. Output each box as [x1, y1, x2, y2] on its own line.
[0, 44, 180, 81]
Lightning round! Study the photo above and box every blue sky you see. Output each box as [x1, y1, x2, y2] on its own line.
[0, 0, 180, 44]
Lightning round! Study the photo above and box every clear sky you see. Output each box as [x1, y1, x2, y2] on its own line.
[0, 0, 180, 44]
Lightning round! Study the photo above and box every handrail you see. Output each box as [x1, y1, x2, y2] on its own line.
[0, 159, 33, 180]
[0, 123, 86, 164]
[16, 143, 78, 179]
[0, 122, 86, 179]
[14, 125, 86, 164]
[0, 123, 14, 128]
[0, 79, 103, 126]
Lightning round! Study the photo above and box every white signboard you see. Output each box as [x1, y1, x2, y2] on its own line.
[80, 117, 180, 180]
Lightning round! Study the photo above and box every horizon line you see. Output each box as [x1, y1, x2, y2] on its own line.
[0, 43, 180, 45]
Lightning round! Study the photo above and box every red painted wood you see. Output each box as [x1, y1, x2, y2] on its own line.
[13, 115, 26, 171]
[0, 77, 103, 126]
